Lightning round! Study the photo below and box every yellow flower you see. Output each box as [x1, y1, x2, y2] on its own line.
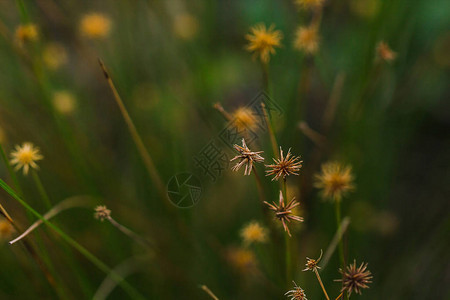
[52, 91, 77, 115]
[173, 13, 199, 40]
[80, 13, 112, 39]
[10, 142, 43, 175]
[15, 24, 38, 44]
[245, 23, 283, 63]
[294, 26, 319, 54]
[232, 107, 258, 131]
[295, 0, 325, 10]
[240, 221, 268, 245]
[43, 43, 68, 70]
[314, 162, 354, 201]
[376, 41, 396, 62]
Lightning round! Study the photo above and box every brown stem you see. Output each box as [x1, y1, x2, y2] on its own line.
[98, 59, 166, 204]
[314, 268, 330, 300]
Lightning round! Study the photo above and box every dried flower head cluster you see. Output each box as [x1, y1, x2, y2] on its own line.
[303, 250, 322, 271]
[266, 147, 303, 181]
[314, 161, 354, 201]
[285, 281, 308, 300]
[376, 41, 396, 62]
[264, 191, 303, 237]
[10, 142, 43, 175]
[94, 205, 111, 221]
[240, 221, 268, 245]
[230, 139, 264, 176]
[295, 0, 325, 10]
[294, 26, 320, 54]
[15, 24, 39, 44]
[80, 13, 112, 39]
[246, 23, 283, 63]
[336, 260, 372, 296]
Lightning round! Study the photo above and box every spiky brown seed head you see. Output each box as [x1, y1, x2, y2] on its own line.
[264, 191, 303, 237]
[336, 260, 373, 296]
[94, 205, 111, 221]
[303, 250, 323, 271]
[285, 281, 308, 300]
[230, 138, 264, 175]
[266, 147, 303, 181]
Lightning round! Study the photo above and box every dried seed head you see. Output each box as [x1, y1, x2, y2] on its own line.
[314, 161, 354, 201]
[266, 147, 303, 181]
[94, 205, 111, 221]
[240, 221, 268, 245]
[230, 138, 264, 176]
[80, 13, 112, 39]
[245, 23, 283, 63]
[376, 41, 396, 62]
[336, 260, 373, 296]
[294, 26, 320, 54]
[285, 281, 308, 300]
[303, 250, 323, 271]
[10, 142, 43, 175]
[264, 191, 304, 237]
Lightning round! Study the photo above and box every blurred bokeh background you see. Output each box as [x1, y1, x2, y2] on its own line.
[0, 0, 449, 299]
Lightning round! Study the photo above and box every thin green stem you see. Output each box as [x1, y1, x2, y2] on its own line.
[282, 178, 291, 284]
[261, 61, 269, 94]
[335, 200, 345, 267]
[0, 179, 146, 300]
[335, 200, 348, 300]
[31, 171, 52, 209]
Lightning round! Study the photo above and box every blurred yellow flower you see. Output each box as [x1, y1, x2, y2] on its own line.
[294, 26, 320, 54]
[227, 247, 257, 273]
[232, 107, 258, 131]
[80, 13, 112, 39]
[15, 24, 38, 44]
[10, 142, 43, 175]
[349, 0, 380, 19]
[376, 41, 396, 62]
[245, 23, 283, 63]
[0, 220, 14, 240]
[52, 91, 77, 115]
[295, 0, 325, 10]
[240, 221, 268, 245]
[173, 13, 199, 40]
[314, 161, 354, 201]
[43, 43, 68, 70]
